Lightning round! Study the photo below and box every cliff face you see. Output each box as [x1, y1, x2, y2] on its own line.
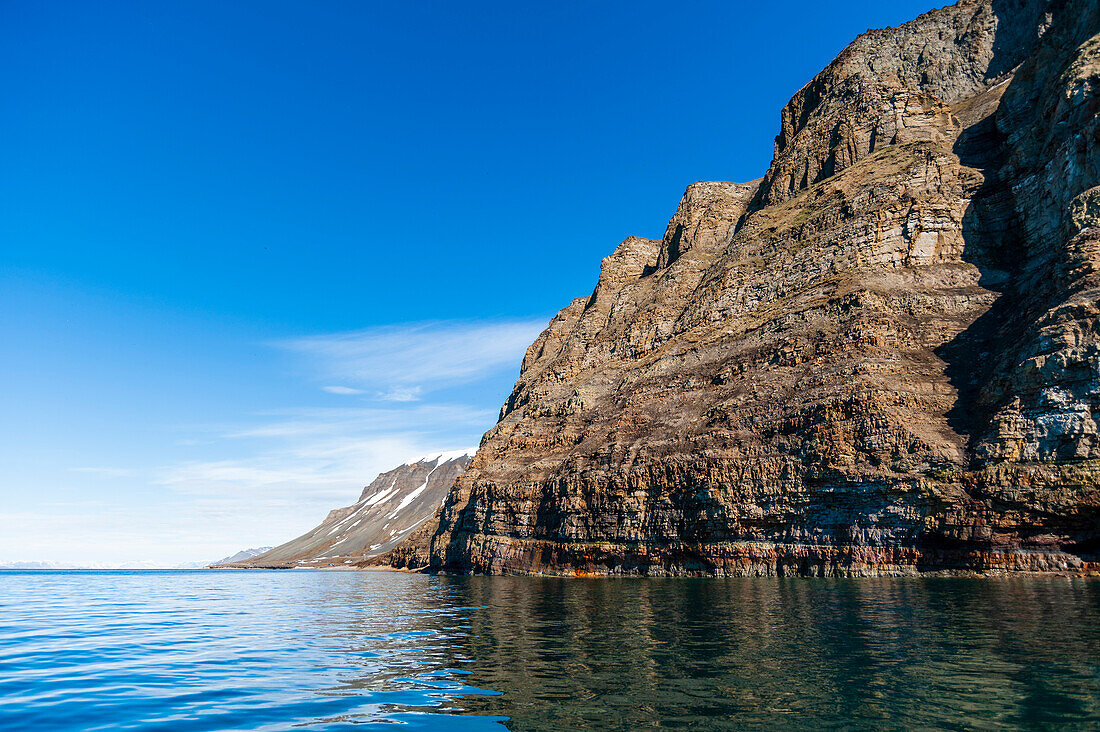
[393, 0, 1100, 576]
[230, 452, 472, 569]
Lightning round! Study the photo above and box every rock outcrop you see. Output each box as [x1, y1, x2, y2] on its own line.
[228, 451, 472, 569]
[387, 0, 1100, 576]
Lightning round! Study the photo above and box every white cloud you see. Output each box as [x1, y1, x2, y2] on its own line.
[378, 386, 421, 402]
[226, 403, 491, 439]
[163, 405, 492, 494]
[145, 402, 497, 549]
[278, 319, 545, 396]
[322, 385, 365, 395]
[157, 439, 416, 504]
[13, 318, 547, 565]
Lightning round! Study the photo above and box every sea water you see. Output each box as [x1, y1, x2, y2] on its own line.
[1, 569, 1098, 730]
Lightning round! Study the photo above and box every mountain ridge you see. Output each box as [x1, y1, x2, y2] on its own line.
[379, 0, 1100, 576]
[227, 451, 474, 569]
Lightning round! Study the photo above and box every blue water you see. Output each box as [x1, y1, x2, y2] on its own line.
[2, 571, 1099, 730]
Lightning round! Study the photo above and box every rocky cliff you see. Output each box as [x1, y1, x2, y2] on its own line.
[388, 0, 1100, 576]
[228, 451, 472, 569]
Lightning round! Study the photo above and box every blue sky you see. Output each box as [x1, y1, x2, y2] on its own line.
[1, 0, 939, 565]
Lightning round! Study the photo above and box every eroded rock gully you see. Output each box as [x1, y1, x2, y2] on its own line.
[384, 0, 1100, 576]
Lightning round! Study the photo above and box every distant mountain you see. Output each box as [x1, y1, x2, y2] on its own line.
[224, 450, 474, 568]
[0, 552, 274, 570]
[207, 548, 274, 567]
[0, 560, 192, 569]
[0, 561, 74, 569]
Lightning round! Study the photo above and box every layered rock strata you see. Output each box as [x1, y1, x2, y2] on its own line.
[388, 0, 1100, 576]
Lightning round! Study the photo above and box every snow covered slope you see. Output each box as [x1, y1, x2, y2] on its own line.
[226, 451, 473, 568]
[208, 547, 274, 567]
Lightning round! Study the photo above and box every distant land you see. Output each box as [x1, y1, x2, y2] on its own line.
[1, 548, 272, 570]
[228, 452, 473, 569]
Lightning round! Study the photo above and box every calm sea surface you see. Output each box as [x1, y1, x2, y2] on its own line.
[1, 570, 1098, 730]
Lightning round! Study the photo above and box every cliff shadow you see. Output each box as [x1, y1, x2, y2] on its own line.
[933, 82, 1029, 451]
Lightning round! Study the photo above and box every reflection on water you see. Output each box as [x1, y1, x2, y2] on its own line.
[444, 577, 1100, 730]
[1, 571, 1098, 730]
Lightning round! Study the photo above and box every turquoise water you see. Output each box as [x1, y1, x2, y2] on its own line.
[1, 571, 1099, 730]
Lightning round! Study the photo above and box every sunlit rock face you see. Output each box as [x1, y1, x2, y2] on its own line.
[228, 452, 472, 569]
[389, 0, 1100, 576]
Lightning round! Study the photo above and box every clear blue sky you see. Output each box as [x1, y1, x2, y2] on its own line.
[1, 0, 940, 565]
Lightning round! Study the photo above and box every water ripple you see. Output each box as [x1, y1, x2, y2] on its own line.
[2, 570, 1099, 730]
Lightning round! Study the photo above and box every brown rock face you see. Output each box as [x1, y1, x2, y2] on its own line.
[391, 0, 1100, 576]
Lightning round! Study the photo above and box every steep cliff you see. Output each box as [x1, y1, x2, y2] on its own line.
[229, 451, 472, 568]
[391, 0, 1100, 576]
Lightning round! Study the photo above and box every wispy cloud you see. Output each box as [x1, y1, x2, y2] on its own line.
[278, 319, 545, 397]
[377, 385, 421, 402]
[167, 403, 490, 483]
[149, 402, 495, 545]
[322, 385, 365, 395]
[226, 403, 492, 439]
[29, 318, 546, 565]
